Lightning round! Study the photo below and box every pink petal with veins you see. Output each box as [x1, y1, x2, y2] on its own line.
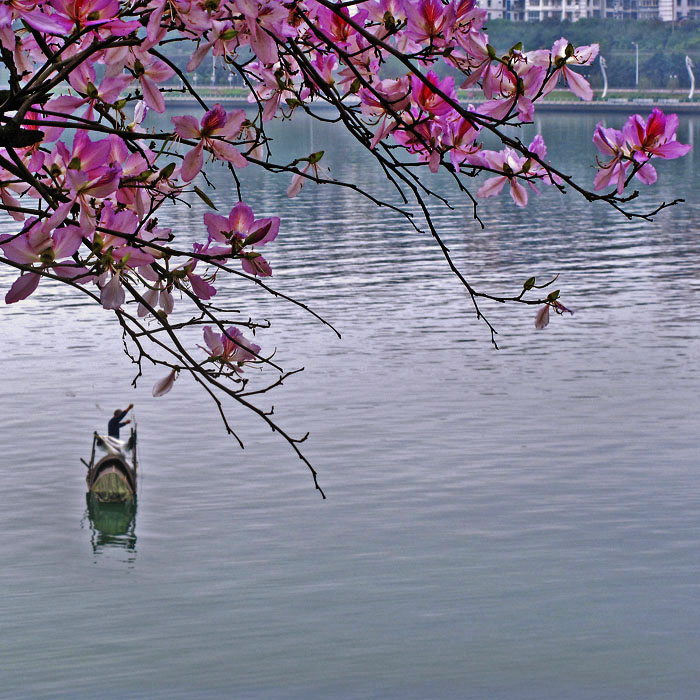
[181, 142, 204, 182]
[509, 178, 528, 207]
[563, 67, 593, 101]
[172, 115, 201, 139]
[152, 369, 178, 397]
[100, 273, 125, 309]
[6, 273, 40, 303]
[635, 162, 657, 185]
[23, 11, 70, 34]
[203, 326, 224, 355]
[188, 271, 216, 300]
[137, 288, 159, 317]
[210, 140, 248, 168]
[53, 225, 84, 259]
[241, 255, 272, 276]
[187, 42, 213, 72]
[229, 202, 255, 233]
[535, 305, 550, 329]
[477, 175, 507, 198]
[216, 110, 246, 139]
[654, 141, 691, 159]
[140, 75, 165, 113]
[249, 23, 279, 65]
[204, 213, 230, 241]
[160, 289, 174, 314]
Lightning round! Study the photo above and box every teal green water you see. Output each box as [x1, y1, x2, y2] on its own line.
[1, 112, 699, 699]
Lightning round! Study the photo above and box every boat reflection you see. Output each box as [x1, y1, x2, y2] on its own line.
[85, 492, 137, 559]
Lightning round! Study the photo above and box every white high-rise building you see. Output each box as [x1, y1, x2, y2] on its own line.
[481, 0, 700, 20]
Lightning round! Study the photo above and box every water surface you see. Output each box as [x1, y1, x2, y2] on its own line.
[1, 111, 699, 699]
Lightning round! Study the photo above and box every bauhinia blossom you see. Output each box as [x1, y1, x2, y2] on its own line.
[201, 325, 262, 373]
[204, 202, 280, 277]
[593, 109, 691, 193]
[172, 105, 248, 181]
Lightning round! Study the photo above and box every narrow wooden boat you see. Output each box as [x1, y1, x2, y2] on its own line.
[83, 430, 138, 503]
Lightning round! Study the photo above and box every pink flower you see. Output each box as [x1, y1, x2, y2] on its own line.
[480, 64, 544, 123]
[176, 243, 217, 300]
[443, 116, 480, 172]
[314, 3, 369, 47]
[287, 153, 330, 198]
[204, 202, 279, 277]
[236, 0, 296, 64]
[592, 123, 629, 193]
[201, 325, 261, 372]
[623, 108, 691, 162]
[411, 71, 457, 118]
[392, 114, 444, 173]
[98, 202, 157, 268]
[538, 39, 599, 102]
[172, 105, 247, 181]
[477, 149, 529, 206]
[130, 52, 174, 113]
[204, 203, 279, 246]
[137, 265, 174, 317]
[42, 132, 122, 232]
[404, 0, 452, 45]
[0, 218, 87, 303]
[593, 110, 691, 192]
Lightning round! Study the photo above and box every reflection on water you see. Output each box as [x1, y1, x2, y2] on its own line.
[84, 493, 137, 561]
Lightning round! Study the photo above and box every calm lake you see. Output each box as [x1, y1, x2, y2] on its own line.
[1, 109, 699, 699]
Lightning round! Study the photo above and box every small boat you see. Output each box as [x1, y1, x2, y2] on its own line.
[83, 429, 138, 503]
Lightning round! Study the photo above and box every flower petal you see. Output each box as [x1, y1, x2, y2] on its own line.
[5, 272, 40, 304]
[152, 369, 178, 397]
[535, 305, 550, 330]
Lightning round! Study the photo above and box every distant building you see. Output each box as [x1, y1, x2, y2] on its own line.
[478, 0, 700, 20]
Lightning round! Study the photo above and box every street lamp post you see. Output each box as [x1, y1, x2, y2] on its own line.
[599, 55, 608, 100]
[631, 42, 639, 90]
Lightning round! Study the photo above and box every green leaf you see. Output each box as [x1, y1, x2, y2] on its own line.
[547, 289, 560, 301]
[194, 186, 218, 210]
[159, 162, 176, 180]
[523, 276, 536, 291]
[135, 168, 155, 182]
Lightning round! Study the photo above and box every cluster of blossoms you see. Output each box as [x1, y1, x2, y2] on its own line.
[0, 0, 690, 416]
[593, 108, 691, 193]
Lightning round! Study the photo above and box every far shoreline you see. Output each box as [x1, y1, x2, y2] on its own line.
[162, 89, 700, 114]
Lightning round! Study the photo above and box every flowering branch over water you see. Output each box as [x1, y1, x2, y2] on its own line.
[0, 0, 691, 495]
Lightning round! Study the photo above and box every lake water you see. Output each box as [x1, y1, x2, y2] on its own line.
[1, 110, 699, 699]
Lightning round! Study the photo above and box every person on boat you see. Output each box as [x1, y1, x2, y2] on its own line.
[108, 404, 133, 439]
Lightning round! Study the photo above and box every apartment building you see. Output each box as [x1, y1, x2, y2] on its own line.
[478, 0, 700, 20]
